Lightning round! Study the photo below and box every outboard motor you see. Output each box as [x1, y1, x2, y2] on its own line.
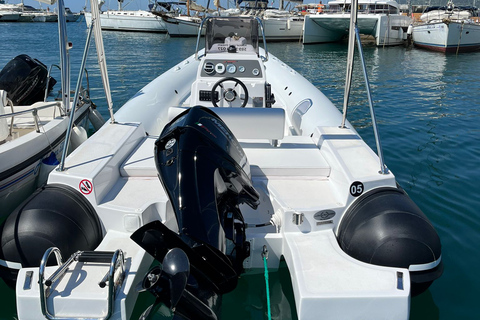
[337, 187, 443, 296]
[131, 106, 260, 319]
[0, 54, 56, 106]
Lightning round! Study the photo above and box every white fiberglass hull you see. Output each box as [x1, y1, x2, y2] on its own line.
[412, 21, 480, 53]
[84, 11, 167, 33]
[0, 11, 20, 21]
[163, 15, 204, 37]
[164, 15, 304, 40]
[303, 13, 411, 46]
[261, 16, 304, 41]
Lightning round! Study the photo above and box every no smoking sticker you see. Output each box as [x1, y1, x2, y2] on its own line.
[79, 179, 93, 195]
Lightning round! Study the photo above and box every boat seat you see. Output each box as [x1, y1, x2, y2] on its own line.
[121, 110, 330, 178]
[168, 106, 285, 140]
[120, 136, 158, 177]
[241, 136, 331, 178]
[121, 135, 331, 179]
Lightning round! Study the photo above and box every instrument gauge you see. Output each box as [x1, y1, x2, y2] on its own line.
[238, 66, 245, 73]
[215, 63, 225, 74]
[227, 64, 236, 74]
[252, 68, 260, 76]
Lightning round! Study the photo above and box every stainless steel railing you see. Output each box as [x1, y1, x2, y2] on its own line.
[0, 101, 62, 136]
[340, 0, 388, 175]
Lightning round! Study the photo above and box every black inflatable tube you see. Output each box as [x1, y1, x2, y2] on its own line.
[0, 184, 103, 287]
[337, 187, 442, 295]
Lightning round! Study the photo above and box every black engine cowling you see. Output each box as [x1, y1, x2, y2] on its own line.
[0, 54, 56, 106]
[337, 187, 443, 296]
[0, 184, 103, 287]
[154, 105, 259, 270]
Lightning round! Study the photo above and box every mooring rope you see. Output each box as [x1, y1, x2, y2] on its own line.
[262, 245, 272, 320]
[456, 21, 465, 55]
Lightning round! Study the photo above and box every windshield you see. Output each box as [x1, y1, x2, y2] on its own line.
[205, 17, 259, 55]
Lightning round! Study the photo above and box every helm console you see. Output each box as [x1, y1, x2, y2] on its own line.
[190, 17, 273, 108]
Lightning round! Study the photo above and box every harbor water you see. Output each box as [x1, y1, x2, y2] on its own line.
[0, 21, 479, 319]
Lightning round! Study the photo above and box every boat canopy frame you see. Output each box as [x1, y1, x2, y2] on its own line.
[341, 0, 388, 175]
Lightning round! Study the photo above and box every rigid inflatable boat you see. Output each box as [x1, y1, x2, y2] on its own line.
[0, 12, 442, 320]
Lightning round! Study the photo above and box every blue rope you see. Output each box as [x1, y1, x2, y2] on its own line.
[263, 248, 272, 320]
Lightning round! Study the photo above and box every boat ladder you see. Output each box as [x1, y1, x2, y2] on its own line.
[38, 247, 125, 320]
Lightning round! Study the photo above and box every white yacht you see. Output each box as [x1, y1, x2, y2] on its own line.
[303, 0, 412, 46]
[0, 2, 21, 21]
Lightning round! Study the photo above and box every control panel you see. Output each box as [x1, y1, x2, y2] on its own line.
[201, 59, 263, 78]
[199, 90, 219, 102]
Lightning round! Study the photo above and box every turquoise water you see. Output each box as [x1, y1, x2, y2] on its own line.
[1, 20, 480, 319]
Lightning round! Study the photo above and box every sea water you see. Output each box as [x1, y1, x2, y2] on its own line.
[0, 21, 479, 319]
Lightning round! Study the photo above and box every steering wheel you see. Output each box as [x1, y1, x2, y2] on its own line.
[211, 77, 249, 108]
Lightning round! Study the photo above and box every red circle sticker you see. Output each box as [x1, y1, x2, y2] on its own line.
[79, 179, 93, 195]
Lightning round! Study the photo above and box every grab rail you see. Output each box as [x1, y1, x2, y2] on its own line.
[0, 102, 62, 120]
[0, 101, 62, 135]
[258, 17, 269, 62]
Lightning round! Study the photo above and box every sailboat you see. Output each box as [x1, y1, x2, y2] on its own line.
[159, 0, 305, 40]
[411, 1, 480, 53]
[0, 1, 22, 21]
[84, 0, 167, 32]
[155, 0, 209, 37]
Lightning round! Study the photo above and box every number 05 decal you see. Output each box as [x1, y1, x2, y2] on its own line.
[350, 181, 364, 197]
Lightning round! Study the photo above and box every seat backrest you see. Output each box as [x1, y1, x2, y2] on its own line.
[168, 106, 285, 140]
